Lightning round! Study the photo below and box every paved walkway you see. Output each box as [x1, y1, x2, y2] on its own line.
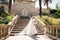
[6, 35, 52, 40]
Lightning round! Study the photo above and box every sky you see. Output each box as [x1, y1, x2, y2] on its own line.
[35, 0, 60, 9]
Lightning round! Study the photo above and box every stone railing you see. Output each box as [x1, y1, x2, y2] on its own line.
[45, 25, 60, 40]
[0, 15, 19, 40]
[34, 16, 60, 40]
[0, 24, 8, 40]
[33, 16, 45, 34]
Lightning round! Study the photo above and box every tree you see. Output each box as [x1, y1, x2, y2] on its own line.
[44, 0, 52, 9]
[8, 0, 12, 13]
[56, 3, 60, 13]
[56, 3, 60, 10]
[1, 0, 6, 4]
[39, 0, 42, 17]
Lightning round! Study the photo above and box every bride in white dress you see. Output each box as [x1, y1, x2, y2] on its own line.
[18, 17, 37, 36]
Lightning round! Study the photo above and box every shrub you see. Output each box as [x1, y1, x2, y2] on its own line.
[36, 15, 60, 25]
[0, 6, 8, 18]
[0, 6, 14, 24]
[6, 15, 14, 21]
[50, 13, 60, 18]
[0, 15, 14, 24]
[50, 9, 57, 14]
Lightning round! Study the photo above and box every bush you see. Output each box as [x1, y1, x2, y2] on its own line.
[43, 9, 60, 18]
[0, 6, 14, 24]
[50, 9, 57, 14]
[50, 13, 60, 18]
[36, 16, 60, 25]
[0, 15, 14, 24]
[42, 12, 49, 16]
[0, 6, 8, 18]
[6, 15, 14, 21]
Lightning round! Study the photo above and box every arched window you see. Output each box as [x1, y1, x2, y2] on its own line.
[22, 8, 28, 16]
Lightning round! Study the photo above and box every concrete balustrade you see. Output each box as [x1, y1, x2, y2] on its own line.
[33, 16, 45, 34]
[0, 15, 19, 40]
[45, 25, 60, 40]
[34, 16, 60, 40]
[0, 16, 60, 40]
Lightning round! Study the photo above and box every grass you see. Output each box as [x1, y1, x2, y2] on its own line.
[36, 15, 60, 37]
[36, 15, 60, 25]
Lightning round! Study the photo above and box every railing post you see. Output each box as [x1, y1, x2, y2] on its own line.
[50, 26, 51, 35]
[0, 28, 2, 39]
[8, 26, 11, 36]
[56, 27, 58, 38]
[53, 27, 54, 36]
[46, 26, 50, 35]
[44, 27, 47, 35]
[48, 27, 50, 34]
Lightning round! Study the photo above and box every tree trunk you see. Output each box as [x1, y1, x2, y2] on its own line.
[39, 0, 42, 17]
[47, 2, 48, 10]
[8, 0, 12, 13]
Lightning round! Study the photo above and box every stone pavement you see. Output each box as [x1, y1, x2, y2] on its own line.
[6, 35, 52, 40]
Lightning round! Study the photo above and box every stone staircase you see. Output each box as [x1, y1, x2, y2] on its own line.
[10, 17, 30, 36]
[10, 16, 44, 36]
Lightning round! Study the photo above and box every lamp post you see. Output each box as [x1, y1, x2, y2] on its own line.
[39, 0, 42, 17]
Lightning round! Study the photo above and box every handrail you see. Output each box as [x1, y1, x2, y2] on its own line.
[45, 25, 60, 40]
[33, 16, 45, 34]
[0, 24, 9, 40]
[0, 15, 19, 40]
[34, 16, 60, 40]
[33, 16, 45, 27]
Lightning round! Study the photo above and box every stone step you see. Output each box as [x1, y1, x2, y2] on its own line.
[20, 16, 30, 19]
[37, 31, 44, 33]
[14, 26, 25, 29]
[38, 30, 44, 31]
[14, 26, 24, 28]
[35, 33, 44, 35]
[10, 33, 18, 36]
[10, 18, 30, 36]
[12, 29, 23, 31]
[11, 31, 21, 33]
[10, 32, 21, 36]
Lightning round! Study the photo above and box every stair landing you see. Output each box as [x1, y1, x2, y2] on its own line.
[6, 35, 52, 40]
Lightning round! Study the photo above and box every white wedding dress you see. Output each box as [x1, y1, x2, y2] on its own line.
[18, 17, 37, 36]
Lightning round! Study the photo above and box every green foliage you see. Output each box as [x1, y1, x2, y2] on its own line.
[36, 16, 49, 25]
[0, 15, 14, 24]
[0, 6, 8, 18]
[0, 6, 14, 24]
[43, 9, 60, 18]
[48, 3, 60, 18]
[50, 13, 60, 18]
[44, 16, 60, 25]
[42, 12, 49, 16]
[6, 15, 14, 21]
[50, 9, 57, 14]
[36, 16, 60, 25]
